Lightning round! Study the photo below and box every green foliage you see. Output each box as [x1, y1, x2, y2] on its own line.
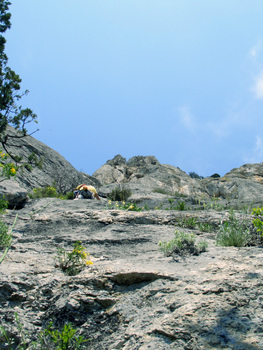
[0, 219, 10, 248]
[251, 207, 263, 216]
[0, 213, 17, 264]
[56, 241, 93, 276]
[178, 217, 197, 229]
[197, 221, 214, 232]
[197, 239, 209, 252]
[216, 210, 250, 247]
[28, 185, 74, 200]
[107, 200, 143, 211]
[0, 314, 88, 350]
[210, 173, 220, 178]
[177, 217, 214, 232]
[29, 186, 59, 199]
[252, 207, 263, 236]
[175, 200, 186, 211]
[33, 322, 88, 350]
[107, 187, 132, 202]
[188, 171, 204, 179]
[0, 0, 39, 172]
[158, 231, 208, 256]
[165, 199, 186, 211]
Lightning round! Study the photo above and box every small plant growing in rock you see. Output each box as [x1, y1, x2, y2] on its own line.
[56, 241, 93, 276]
[177, 217, 197, 229]
[216, 210, 250, 247]
[1, 315, 88, 350]
[0, 220, 11, 249]
[107, 200, 143, 211]
[158, 231, 208, 256]
[107, 187, 132, 201]
[29, 186, 59, 199]
[176, 201, 186, 211]
[33, 322, 88, 349]
[252, 207, 263, 236]
[197, 221, 214, 232]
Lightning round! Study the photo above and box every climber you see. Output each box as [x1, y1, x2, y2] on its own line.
[74, 184, 100, 200]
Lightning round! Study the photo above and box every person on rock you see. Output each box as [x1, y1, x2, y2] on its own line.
[74, 184, 100, 200]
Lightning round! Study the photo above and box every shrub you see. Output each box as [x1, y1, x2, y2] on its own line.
[211, 173, 220, 178]
[1, 315, 88, 350]
[29, 186, 59, 199]
[34, 322, 89, 349]
[176, 201, 186, 211]
[251, 207, 263, 236]
[197, 222, 214, 232]
[56, 241, 93, 276]
[107, 187, 132, 201]
[189, 171, 204, 179]
[216, 211, 250, 247]
[107, 200, 143, 211]
[158, 231, 208, 256]
[177, 217, 197, 229]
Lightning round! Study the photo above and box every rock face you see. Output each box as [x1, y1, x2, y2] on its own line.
[0, 127, 100, 207]
[94, 154, 201, 194]
[200, 163, 263, 203]
[0, 136, 263, 349]
[94, 154, 263, 207]
[1, 128, 263, 209]
[0, 198, 262, 349]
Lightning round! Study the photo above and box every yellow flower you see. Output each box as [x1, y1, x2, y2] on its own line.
[10, 167, 16, 175]
[86, 260, 93, 265]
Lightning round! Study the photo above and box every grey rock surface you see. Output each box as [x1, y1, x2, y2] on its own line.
[0, 127, 100, 206]
[94, 155, 263, 207]
[0, 198, 262, 349]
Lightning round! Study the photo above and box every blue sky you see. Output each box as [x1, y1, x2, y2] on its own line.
[5, 0, 263, 177]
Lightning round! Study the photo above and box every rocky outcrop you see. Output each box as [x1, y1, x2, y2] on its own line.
[0, 198, 262, 349]
[200, 163, 263, 204]
[93, 155, 206, 199]
[94, 155, 263, 207]
[0, 127, 100, 207]
[1, 127, 263, 209]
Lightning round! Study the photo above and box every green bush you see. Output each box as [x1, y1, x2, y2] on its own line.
[29, 186, 59, 199]
[189, 171, 204, 179]
[158, 231, 208, 256]
[28, 186, 74, 200]
[56, 241, 93, 276]
[33, 322, 89, 349]
[216, 211, 250, 247]
[0, 315, 88, 350]
[211, 173, 220, 178]
[107, 187, 132, 201]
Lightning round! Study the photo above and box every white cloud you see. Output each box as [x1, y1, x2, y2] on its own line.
[178, 106, 196, 132]
[251, 73, 263, 99]
[248, 42, 262, 60]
